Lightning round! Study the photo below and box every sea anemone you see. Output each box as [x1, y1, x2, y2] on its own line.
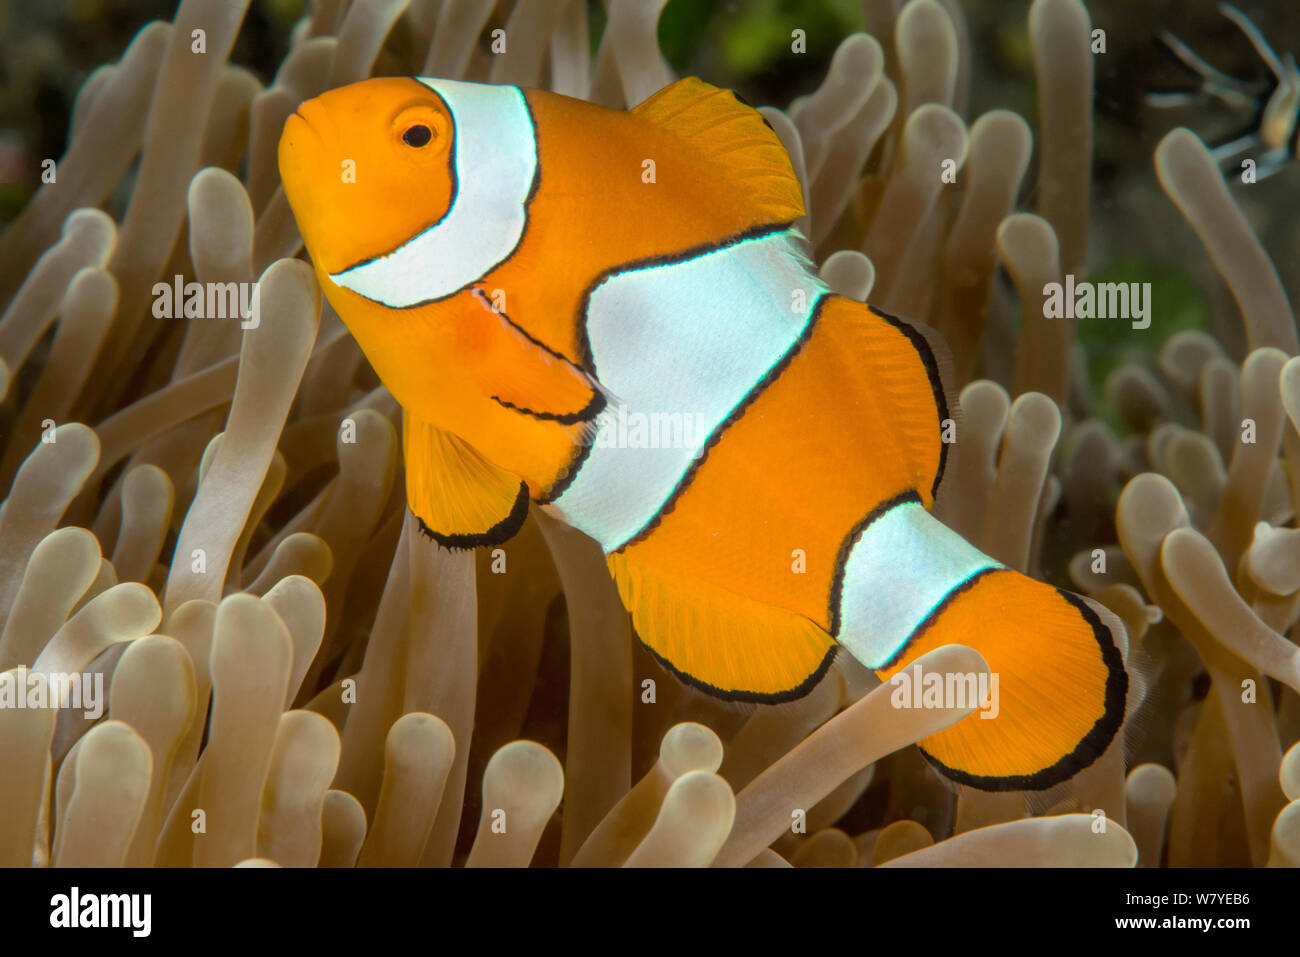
[0, 0, 1295, 868]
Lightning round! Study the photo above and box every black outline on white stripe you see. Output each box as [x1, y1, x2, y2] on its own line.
[572, 221, 797, 373]
[540, 220, 803, 505]
[331, 80, 542, 310]
[611, 292, 829, 551]
[828, 490, 923, 639]
[471, 286, 579, 367]
[331, 81, 461, 279]
[829, 493, 1000, 670]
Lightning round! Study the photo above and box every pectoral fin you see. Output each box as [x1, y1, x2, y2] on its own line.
[404, 412, 529, 548]
[466, 286, 607, 431]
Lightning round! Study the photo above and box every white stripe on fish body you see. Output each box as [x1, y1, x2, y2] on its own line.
[329, 78, 537, 307]
[547, 227, 828, 551]
[835, 499, 1003, 669]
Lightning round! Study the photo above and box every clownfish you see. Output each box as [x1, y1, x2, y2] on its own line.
[278, 75, 1128, 792]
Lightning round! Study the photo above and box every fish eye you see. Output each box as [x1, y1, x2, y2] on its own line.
[402, 124, 433, 148]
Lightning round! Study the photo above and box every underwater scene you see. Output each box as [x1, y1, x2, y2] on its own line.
[0, 0, 1298, 893]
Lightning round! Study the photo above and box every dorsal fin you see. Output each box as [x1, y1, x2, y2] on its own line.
[633, 77, 805, 224]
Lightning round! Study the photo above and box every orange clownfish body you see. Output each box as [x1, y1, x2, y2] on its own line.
[279, 76, 1129, 792]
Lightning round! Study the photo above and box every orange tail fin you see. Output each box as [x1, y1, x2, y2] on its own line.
[875, 568, 1129, 791]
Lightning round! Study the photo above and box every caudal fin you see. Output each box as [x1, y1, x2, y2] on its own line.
[831, 495, 1127, 791]
[876, 568, 1129, 791]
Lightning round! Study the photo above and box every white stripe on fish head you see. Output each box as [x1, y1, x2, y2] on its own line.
[329, 78, 539, 307]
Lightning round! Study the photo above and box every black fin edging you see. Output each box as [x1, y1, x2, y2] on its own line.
[870, 306, 951, 501]
[413, 480, 530, 550]
[918, 587, 1130, 792]
[491, 389, 606, 425]
[637, 626, 838, 704]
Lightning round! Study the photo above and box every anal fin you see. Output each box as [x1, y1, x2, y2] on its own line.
[608, 551, 837, 703]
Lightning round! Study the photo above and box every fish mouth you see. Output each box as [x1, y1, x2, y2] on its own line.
[291, 97, 334, 138]
[278, 110, 322, 188]
[283, 109, 314, 139]
[281, 103, 326, 154]
[277, 112, 320, 223]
